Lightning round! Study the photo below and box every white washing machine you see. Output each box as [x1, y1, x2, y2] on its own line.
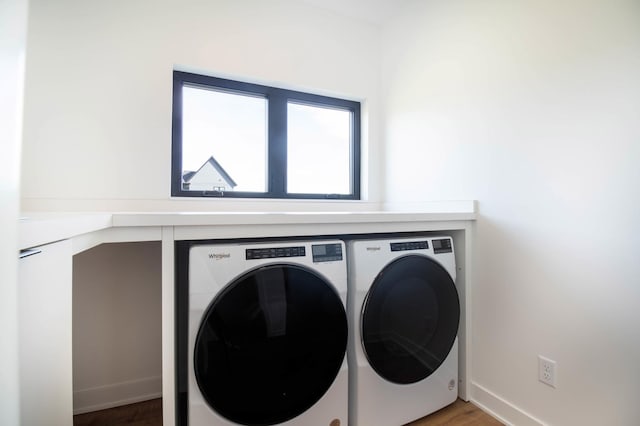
[347, 236, 460, 426]
[177, 240, 348, 426]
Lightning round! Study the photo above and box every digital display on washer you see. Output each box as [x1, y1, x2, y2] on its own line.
[312, 243, 343, 262]
[246, 246, 306, 260]
[390, 241, 428, 251]
[432, 238, 453, 254]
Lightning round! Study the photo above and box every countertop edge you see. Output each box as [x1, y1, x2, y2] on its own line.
[19, 213, 113, 250]
[19, 209, 477, 249]
[111, 211, 477, 227]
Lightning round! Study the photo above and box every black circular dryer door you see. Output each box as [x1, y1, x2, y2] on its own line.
[361, 255, 460, 385]
[194, 264, 347, 426]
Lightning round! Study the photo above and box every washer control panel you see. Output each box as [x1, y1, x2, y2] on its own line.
[390, 241, 429, 251]
[312, 243, 343, 262]
[432, 238, 453, 254]
[246, 246, 306, 260]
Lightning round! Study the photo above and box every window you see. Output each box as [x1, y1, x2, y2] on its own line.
[172, 71, 361, 199]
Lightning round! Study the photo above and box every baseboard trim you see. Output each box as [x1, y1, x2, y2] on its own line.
[470, 382, 545, 426]
[73, 375, 162, 415]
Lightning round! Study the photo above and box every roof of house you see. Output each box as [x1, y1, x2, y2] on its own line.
[182, 156, 237, 187]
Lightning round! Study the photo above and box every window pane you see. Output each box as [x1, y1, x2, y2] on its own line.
[287, 103, 351, 195]
[181, 85, 267, 192]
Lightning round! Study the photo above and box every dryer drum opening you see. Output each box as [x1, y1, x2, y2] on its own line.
[361, 255, 460, 385]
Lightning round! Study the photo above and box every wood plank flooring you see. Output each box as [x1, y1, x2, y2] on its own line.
[408, 399, 503, 425]
[73, 399, 162, 426]
[73, 397, 501, 426]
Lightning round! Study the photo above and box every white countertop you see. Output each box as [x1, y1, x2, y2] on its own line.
[19, 213, 113, 250]
[19, 209, 477, 249]
[111, 210, 476, 227]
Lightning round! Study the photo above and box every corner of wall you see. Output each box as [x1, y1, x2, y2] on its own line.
[471, 382, 545, 426]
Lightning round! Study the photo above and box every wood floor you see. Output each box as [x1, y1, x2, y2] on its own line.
[73, 397, 501, 426]
[73, 399, 162, 426]
[408, 399, 503, 426]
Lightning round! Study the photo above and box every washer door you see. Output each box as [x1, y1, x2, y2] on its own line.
[194, 264, 347, 426]
[361, 255, 460, 385]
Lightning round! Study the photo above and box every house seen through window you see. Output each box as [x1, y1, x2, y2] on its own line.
[172, 71, 361, 199]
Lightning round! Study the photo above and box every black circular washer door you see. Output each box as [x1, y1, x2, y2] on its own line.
[194, 264, 347, 426]
[361, 254, 460, 385]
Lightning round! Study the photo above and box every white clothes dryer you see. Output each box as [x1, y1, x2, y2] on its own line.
[347, 236, 460, 426]
[176, 240, 348, 426]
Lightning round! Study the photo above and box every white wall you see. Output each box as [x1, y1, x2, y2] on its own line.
[0, 0, 28, 424]
[21, 0, 383, 212]
[73, 242, 162, 413]
[382, 0, 640, 424]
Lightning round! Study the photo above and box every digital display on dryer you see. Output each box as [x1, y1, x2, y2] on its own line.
[312, 243, 343, 262]
[432, 238, 453, 254]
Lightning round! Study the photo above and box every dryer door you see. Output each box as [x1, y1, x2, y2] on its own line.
[361, 255, 460, 384]
[194, 264, 347, 425]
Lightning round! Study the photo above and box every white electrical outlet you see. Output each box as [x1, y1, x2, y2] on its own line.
[538, 355, 557, 388]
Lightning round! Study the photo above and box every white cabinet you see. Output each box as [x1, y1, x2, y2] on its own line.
[18, 239, 72, 426]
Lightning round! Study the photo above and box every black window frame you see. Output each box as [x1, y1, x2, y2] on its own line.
[171, 71, 361, 200]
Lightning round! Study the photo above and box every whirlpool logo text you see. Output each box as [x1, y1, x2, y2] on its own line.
[209, 253, 231, 260]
